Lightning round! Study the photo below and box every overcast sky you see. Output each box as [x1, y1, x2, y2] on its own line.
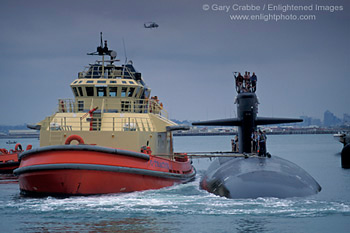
[0, 0, 349, 125]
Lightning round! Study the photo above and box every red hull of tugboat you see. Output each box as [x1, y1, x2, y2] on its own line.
[14, 145, 196, 196]
[1, 146, 21, 173]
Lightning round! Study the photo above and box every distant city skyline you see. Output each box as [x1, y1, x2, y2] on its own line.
[0, 0, 349, 125]
[300, 110, 350, 127]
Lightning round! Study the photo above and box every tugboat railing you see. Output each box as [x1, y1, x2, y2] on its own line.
[47, 115, 159, 132]
[57, 98, 168, 118]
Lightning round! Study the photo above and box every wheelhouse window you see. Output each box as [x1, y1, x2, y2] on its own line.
[128, 87, 135, 97]
[109, 87, 118, 97]
[72, 87, 79, 97]
[121, 87, 127, 97]
[135, 87, 140, 98]
[78, 87, 84, 96]
[97, 87, 106, 97]
[86, 87, 94, 96]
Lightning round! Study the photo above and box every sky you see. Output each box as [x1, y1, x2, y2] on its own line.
[0, 0, 349, 125]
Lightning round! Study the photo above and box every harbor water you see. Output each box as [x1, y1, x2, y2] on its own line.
[0, 135, 349, 232]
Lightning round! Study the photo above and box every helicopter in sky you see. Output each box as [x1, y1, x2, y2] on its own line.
[144, 22, 159, 29]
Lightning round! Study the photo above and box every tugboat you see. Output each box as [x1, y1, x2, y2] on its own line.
[14, 33, 195, 196]
[0, 143, 31, 173]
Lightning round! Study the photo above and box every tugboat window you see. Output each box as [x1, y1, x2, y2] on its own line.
[86, 87, 94, 96]
[135, 87, 140, 97]
[128, 87, 135, 97]
[97, 87, 106, 97]
[72, 87, 79, 97]
[109, 87, 118, 97]
[78, 87, 84, 96]
[121, 87, 127, 97]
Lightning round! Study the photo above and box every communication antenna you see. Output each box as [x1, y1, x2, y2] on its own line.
[122, 38, 128, 78]
[100, 32, 103, 48]
[122, 38, 128, 64]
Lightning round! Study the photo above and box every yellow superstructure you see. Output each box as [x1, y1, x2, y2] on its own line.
[34, 37, 182, 156]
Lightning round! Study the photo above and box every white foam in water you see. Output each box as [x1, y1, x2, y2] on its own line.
[6, 179, 350, 218]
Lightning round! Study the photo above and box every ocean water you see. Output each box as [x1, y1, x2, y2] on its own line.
[0, 135, 349, 233]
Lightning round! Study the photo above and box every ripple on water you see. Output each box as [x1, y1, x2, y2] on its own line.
[4, 180, 350, 218]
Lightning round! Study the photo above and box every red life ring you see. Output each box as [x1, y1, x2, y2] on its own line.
[15, 143, 23, 152]
[65, 135, 85, 145]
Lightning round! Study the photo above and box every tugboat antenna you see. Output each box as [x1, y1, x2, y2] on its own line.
[122, 37, 128, 64]
[122, 38, 128, 78]
[100, 32, 103, 48]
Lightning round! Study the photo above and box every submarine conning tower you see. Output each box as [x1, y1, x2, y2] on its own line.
[192, 73, 303, 154]
[235, 93, 259, 153]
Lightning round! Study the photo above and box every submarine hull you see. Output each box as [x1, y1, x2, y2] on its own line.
[200, 156, 321, 199]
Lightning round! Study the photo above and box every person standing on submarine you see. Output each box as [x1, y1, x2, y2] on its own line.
[251, 130, 258, 153]
[258, 130, 267, 157]
[250, 72, 257, 92]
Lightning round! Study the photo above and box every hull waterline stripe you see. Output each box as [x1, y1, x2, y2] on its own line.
[0, 162, 20, 168]
[14, 163, 196, 180]
[18, 145, 150, 161]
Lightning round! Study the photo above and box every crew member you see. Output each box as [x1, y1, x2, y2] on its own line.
[250, 72, 257, 92]
[236, 73, 243, 93]
[258, 130, 267, 157]
[231, 135, 239, 152]
[243, 71, 250, 88]
[251, 130, 258, 153]
[231, 139, 235, 152]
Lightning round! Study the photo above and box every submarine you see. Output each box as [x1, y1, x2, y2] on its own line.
[192, 74, 321, 198]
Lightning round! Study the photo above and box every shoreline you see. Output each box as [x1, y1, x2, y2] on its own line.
[173, 130, 340, 136]
[0, 130, 341, 139]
